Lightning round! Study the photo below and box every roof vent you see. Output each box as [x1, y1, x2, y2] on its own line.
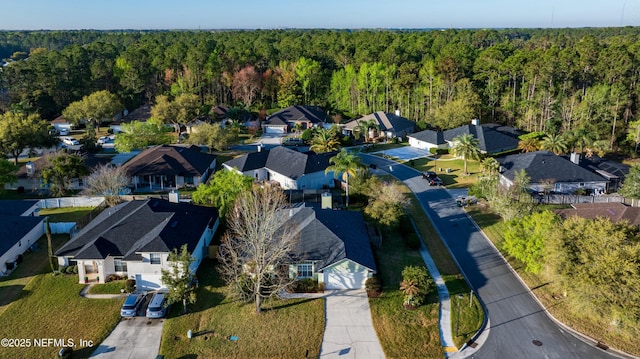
[471, 118, 480, 126]
[169, 191, 180, 203]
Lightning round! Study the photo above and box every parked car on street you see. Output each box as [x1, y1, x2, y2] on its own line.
[282, 137, 304, 146]
[146, 292, 168, 318]
[61, 136, 80, 146]
[422, 171, 443, 186]
[121, 293, 145, 317]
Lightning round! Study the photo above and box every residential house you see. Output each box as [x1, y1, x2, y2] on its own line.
[496, 150, 609, 195]
[109, 104, 152, 133]
[409, 119, 522, 154]
[55, 198, 220, 289]
[51, 116, 74, 132]
[262, 105, 326, 134]
[0, 200, 45, 275]
[554, 202, 640, 225]
[5, 153, 110, 192]
[286, 204, 376, 289]
[342, 111, 416, 139]
[122, 145, 216, 191]
[223, 146, 336, 190]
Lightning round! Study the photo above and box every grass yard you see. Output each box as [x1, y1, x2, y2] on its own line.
[405, 155, 482, 188]
[88, 280, 127, 294]
[466, 204, 640, 356]
[0, 268, 122, 359]
[159, 259, 324, 359]
[0, 234, 67, 315]
[369, 228, 443, 358]
[39, 206, 96, 222]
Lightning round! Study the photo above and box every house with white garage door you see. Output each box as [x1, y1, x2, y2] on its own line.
[262, 105, 326, 134]
[55, 197, 219, 290]
[286, 204, 376, 289]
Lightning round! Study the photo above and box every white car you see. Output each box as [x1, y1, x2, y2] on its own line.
[97, 135, 115, 145]
[61, 137, 80, 146]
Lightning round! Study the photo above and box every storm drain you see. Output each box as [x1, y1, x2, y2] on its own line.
[532, 340, 543, 346]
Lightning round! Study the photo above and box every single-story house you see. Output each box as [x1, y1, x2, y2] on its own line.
[122, 145, 216, 190]
[55, 198, 220, 289]
[223, 146, 336, 190]
[409, 119, 522, 154]
[342, 111, 416, 139]
[496, 150, 609, 195]
[554, 202, 640, 225]
[286, 204, 376, 289]
[51, 116, 74, 132]
[262, 105, 326, 134]
[0, 200, 45, 275]
[5, 153, 111, 192]
[109, 104, 152, 133]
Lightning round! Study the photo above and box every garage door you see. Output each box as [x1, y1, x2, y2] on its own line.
[265, 126, 285, 134]
[324, 271, 367, 290]
[135, 274, 164, 291]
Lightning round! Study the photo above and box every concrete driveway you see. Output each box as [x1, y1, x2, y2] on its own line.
[320, 289, 385, 359]
[90, 295, 164, 359]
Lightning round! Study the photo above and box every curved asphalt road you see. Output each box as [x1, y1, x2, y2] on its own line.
[360, 154, 625, 359]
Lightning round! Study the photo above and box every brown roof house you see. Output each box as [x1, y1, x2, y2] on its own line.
[554, 202, 640, 226]
[121, 145, 216, 191]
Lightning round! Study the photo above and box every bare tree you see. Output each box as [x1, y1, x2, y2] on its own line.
[219, 185, 298, 314]
[232, 65, 261, 107]
[82, 164, 131, 206]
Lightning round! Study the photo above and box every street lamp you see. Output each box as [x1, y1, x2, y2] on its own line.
[456, 293, 463, 337]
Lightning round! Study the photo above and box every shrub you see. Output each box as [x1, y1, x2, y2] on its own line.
[291, 278, 320, 293]
[125, 279, 135, 293]
[405, 233, 421, 250]
[107, 274, 121, 282]
[365, 276, 382, 297]
[59, 266, 67, 274]
[398, 215, 413, 238]
[400, 265, 433, 307]
[72, 265, 78, 274]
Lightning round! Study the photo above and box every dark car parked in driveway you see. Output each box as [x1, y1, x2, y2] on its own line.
[422, 171, 443, 186]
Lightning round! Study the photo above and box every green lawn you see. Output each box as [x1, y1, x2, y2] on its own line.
[39, 206, 96, 222]
[466, 204, 640, 356]
[0, 274, 123, 359]
[88, 280, 127, 294]
[159, 259, 324, 358]
[0, 234, 67, 315]
[406, 155, 482, 188]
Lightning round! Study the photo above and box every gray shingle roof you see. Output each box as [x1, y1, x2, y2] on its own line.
[224, 146, 334, 180]
[122, 145, 215, 177]
[496, 151, 608, 183]
[287, 206, 376, 272]
[266, 105, 326, 125]
[0, 200, 38, 216]
[443, 124, 521, 153]
[0, 216, 44, 258]
[55, 199, 218, 261]
[408, 129, 446, 145]
[344, 111, 416, 134]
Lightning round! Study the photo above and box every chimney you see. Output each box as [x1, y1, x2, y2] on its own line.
[289, 209, 294, 217]
[570, 152, 580, 165]
[471, 119, 480, 126]
[257, 144, 263, 152]
[169, 190, 180, 203]
[395, 109, 400, 116]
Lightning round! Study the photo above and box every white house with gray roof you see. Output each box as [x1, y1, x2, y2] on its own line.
[285, 204, 376, 289]
[409, 119, 522, 154]
[55, 198, 219, 289]
[223, 146, 337, 190]
[0, 200, 44, 275]
[496, 151, 609, 195]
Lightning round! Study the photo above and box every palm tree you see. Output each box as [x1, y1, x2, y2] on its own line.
[481, 157, 500, 176]
[310, 128, 341, 153]
[541, 134, 568, 155]
[451, 134, 481, 175]
[353, 119, 380, 142]
[400, 279, 419, 306]
[325, 149, 364, 207]
[517, 137, 540, 153]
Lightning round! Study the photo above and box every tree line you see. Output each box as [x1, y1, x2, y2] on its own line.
[2, 28, 640, 153]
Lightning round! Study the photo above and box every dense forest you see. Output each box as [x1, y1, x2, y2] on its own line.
[1, 27, 640, 153]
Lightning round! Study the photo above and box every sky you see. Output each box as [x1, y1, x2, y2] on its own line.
[0, 0, 637, 30]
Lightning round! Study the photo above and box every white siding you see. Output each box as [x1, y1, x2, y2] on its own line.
[321, 259, 372, 289]
[0, 220, 44, 274]
[408, 137, 447, 151]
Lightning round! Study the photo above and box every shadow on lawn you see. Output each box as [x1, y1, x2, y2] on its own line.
[265, 297, 317, 311]
[0, 285, 29, 307]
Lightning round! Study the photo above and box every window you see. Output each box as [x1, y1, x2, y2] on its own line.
[297, 263, 313, 278]
[150, 253, 161, 265]
[184, 176, 194, 185]
[114, 258, 127, 272]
